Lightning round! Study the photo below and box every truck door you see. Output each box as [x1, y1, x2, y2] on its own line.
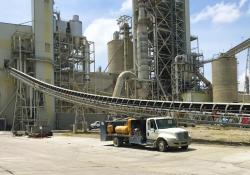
[147, 119, 158, 141]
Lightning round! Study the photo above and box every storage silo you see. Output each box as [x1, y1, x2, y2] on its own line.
[212, 56, 238, 103]
[107, 36, 133, 74]
[69, 15, 82, 37]
[32, 0, 55, 129]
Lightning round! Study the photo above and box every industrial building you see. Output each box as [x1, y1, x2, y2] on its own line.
[0, 0, 250, 132]
[0, 0, 96, 131]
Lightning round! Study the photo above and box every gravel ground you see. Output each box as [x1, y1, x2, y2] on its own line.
[0, 132, 250, 175]
[58, 125, 250, 146]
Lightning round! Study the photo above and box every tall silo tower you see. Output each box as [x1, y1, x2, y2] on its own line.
[32, 0, 55, 129]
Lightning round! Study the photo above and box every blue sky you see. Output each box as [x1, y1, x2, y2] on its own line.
[0, 0, 250, 90]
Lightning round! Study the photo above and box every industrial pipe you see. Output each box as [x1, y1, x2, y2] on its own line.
[137, 0, 149, 80]
[173, 55, 186, 100]
[113, 71, 136, 97]
[132, 0, 138, 72]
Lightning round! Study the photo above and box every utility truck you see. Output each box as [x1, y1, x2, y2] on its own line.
[100, 117, 191, 152]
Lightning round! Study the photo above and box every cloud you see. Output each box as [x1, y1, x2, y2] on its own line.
[239, 0, 248, 8]
[84, 0, 132, 70]
[191, 1, 245, 24]
[120, 0, 132, 12]
[84, 18, 119, 69]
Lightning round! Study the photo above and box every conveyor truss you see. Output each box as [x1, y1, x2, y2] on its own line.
[8, 67, 250, 126]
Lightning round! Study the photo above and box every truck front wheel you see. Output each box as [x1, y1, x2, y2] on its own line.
[181, 145, 188, 150]
[157, 139, 168, 152]
[113, 137, 123, 147]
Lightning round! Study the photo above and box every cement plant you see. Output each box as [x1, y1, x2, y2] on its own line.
[1, 0, 250, 175]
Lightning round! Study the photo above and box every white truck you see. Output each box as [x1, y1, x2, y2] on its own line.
[100, 117, 191, 152]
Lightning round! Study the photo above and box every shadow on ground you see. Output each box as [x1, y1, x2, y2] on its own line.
[104, 144, 196, 153]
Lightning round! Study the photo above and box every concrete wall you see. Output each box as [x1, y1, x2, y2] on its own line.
[56, 113, 108, 130]
[238, 94, 250, 103]
[0, 23, 32, 128]
[182, 91, 212, 102]
[89, 72, 116, 95]
[0, 118, 6, 131]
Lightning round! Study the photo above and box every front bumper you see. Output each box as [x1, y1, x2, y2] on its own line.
[168, 138, 191, 147]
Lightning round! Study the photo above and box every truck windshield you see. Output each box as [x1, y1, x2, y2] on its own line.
[156, 119, 177, 129]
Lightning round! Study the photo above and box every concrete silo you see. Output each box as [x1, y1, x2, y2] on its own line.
[69, 15, 83, 37]
[32, 0, 55, 128]
[212, 56, 238, 103]
[108, 33, 133, 74]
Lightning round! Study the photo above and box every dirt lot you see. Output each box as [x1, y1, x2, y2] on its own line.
[1, 132, 250, 175]
[186, 125, 250, 145]
[61, 125, 250, 146]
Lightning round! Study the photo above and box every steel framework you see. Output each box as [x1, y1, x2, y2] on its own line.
[11, 32, 36, 131]
[54, 32, 95, 113]
[10, 29, 95, 130]
[136, 0, 191, 100]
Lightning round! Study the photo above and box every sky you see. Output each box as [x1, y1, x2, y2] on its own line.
[0, 0, 249, 91]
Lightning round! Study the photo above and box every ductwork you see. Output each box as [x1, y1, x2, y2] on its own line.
[113, 71, 136, 97]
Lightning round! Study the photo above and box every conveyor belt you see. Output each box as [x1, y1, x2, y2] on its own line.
[200, 38, 250, 65]
[8, 67, 250, 117]
[225, 38, 250, 57]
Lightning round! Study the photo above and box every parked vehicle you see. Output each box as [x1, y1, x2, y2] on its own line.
[241, 116, 250, 128]
[89, 121, 101, 130]
[100, 117, 191, 152]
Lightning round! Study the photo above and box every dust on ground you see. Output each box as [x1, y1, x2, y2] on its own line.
[55, 125, 250, 146]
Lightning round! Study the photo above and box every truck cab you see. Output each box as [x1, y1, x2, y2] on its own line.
[100, 117, 191, 152]
[146, 117, 190, 151]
